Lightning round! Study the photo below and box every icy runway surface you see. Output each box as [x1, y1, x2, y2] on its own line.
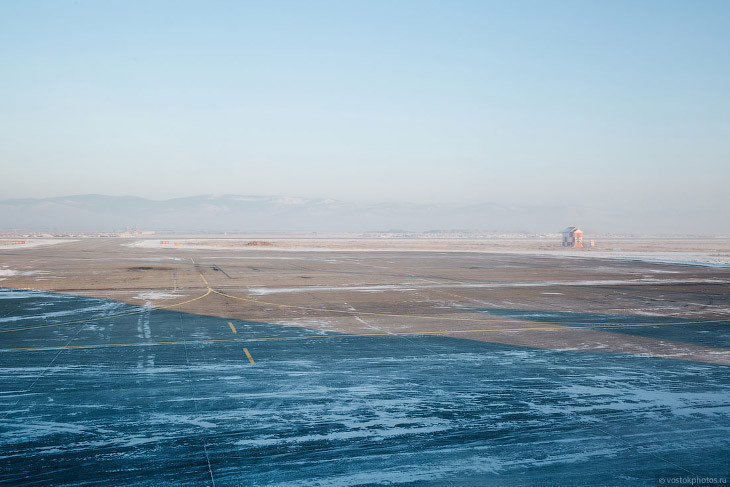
[1, 289, 729, 486]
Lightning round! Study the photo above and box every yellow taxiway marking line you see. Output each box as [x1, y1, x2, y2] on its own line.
[0, 338, 234, 352]
[211, 289, 726, 328]
[243, 323, 679, 342]
[0, 289, 213, 334]
[4, 321, 730, 353]
[243, 347, 255, 364]
[191, 257, 195, 264]
[1, 286, 725, 339]
[228, 321, 237, 334]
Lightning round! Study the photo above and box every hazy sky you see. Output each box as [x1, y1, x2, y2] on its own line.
[1, 1, 728, 212]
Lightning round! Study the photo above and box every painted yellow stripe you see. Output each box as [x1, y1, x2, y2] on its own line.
[243, 324, 625, 341]
[211, 289, 726, 328]
[3, 320, 730, 353]
[1, 284, 722, 339]
[1, 284, 725, 344]
[191, 257, 195, 264]
[0, 338, 234, 352]
[243, 347, 255, 364]
[228, 321, 237, 334]
[199, 273, 209, 286]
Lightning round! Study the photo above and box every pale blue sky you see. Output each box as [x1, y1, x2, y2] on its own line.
[1, 0, 728, 211]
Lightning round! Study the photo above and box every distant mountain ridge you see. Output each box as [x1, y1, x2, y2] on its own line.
[0, 194, 724, 235]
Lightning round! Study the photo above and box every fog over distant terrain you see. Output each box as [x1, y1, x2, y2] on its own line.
[0, 194, 726, 235]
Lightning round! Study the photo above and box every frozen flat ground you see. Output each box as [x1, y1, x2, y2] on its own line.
[0, 239, 729, 485]
[1, 289, 729, 486]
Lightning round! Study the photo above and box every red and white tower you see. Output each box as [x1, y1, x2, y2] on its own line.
[561, 226, 583, 248]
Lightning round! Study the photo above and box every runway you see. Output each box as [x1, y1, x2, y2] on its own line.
[1, 239, 729, 485]
[1, 287, 730, 486]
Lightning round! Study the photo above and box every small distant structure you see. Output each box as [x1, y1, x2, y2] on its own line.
[13, 240, 25, 245]
[562, 226, 583, 248]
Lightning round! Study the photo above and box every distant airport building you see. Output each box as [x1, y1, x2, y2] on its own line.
[562, 226, 583, 248]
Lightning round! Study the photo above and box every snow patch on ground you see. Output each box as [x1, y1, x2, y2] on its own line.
[274, 318, 334, 332]
[247, 277, 730, 295]
[0, 301, 127, 324]
[501, 250, 730, 268]
[0, 268, 50, 277]
[576, 251, 730, 268]
[131, 291, 181, 302]
[124, 239, 730, 268]
[0, 289, 77, 300]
